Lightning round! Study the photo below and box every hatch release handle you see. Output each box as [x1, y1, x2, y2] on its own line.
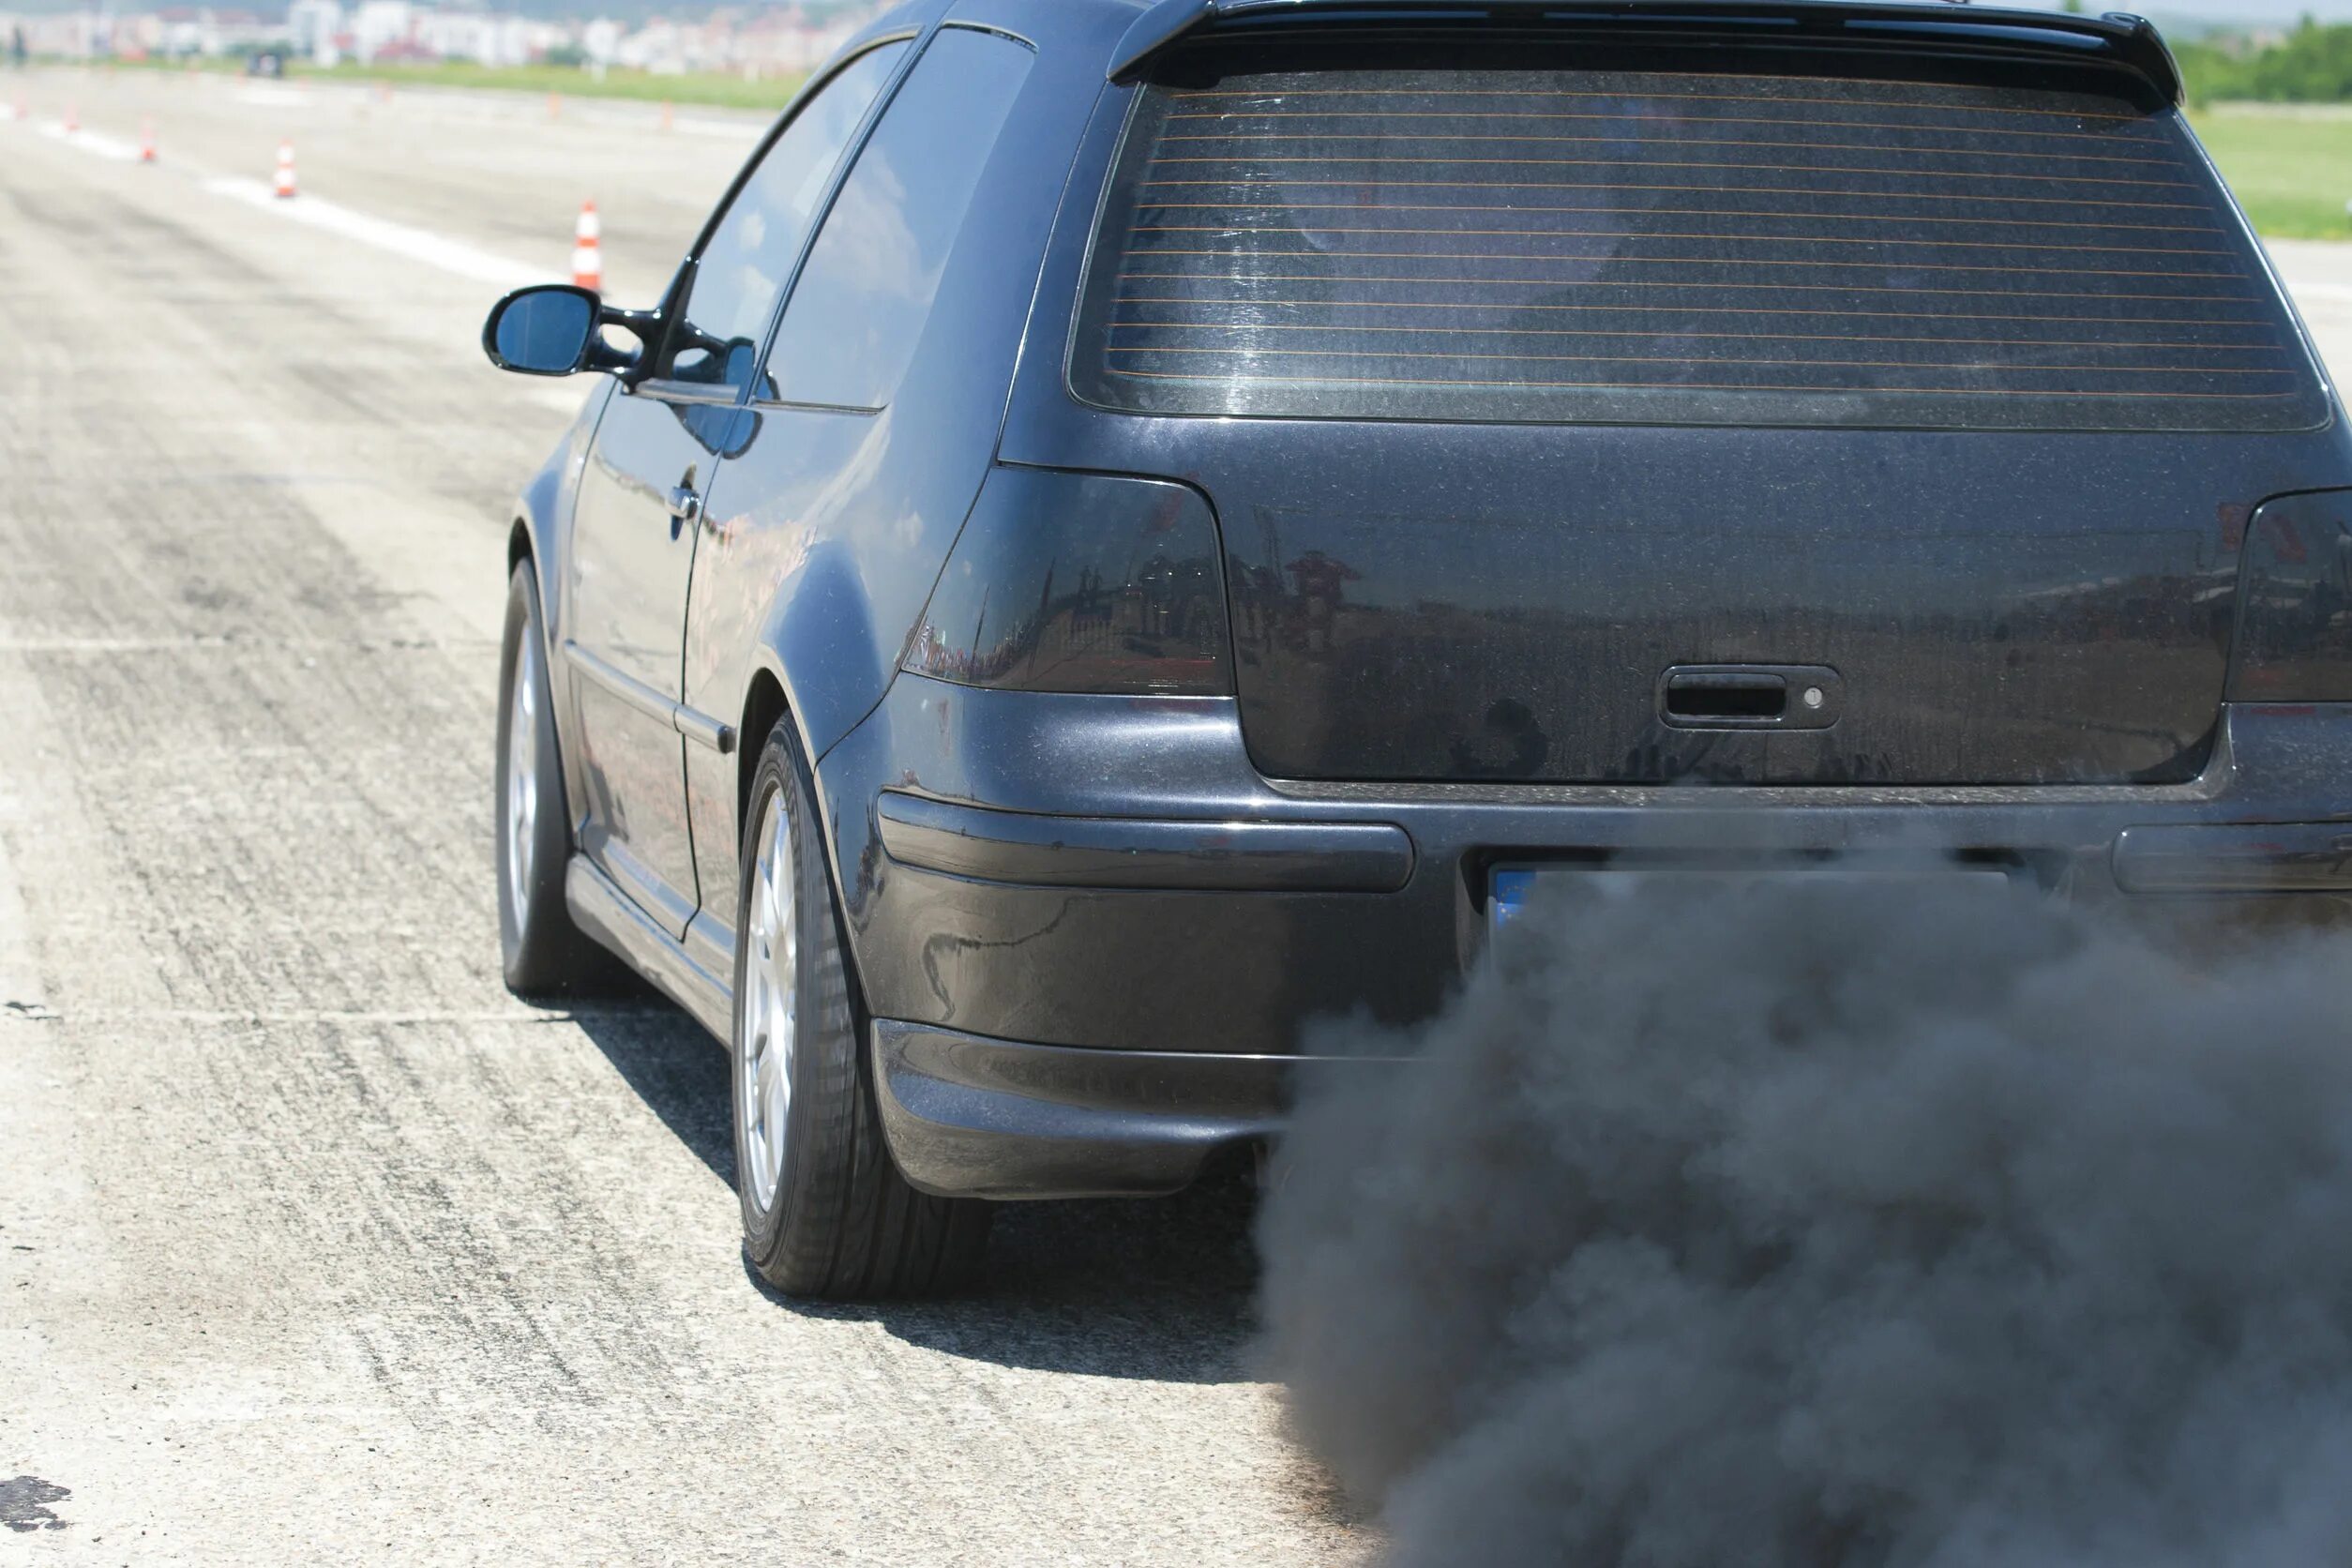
[1659, 665, 1843, 730]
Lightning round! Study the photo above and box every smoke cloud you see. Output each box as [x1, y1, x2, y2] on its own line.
[1257, 869, 2352, 1568]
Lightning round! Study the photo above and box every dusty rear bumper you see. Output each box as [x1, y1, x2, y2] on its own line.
[872, 1019, 1304, 1199]
[2112, 822, 2352, 893]
[825, 680, 2352, 1199]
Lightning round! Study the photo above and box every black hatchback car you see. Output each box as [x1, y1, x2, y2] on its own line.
[485, 0, 2352, 1298]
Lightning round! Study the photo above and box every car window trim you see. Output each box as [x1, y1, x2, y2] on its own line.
[650, 29, 925, 394]
[628, 378, 745, 407]
[745, 395, 886, 416]
[746, 21, 1041, 415]
[1058, 78, 1146, 424]
[681, 29, 924, 268]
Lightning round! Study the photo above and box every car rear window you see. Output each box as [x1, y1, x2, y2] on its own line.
[1069, 53, 2324, 431]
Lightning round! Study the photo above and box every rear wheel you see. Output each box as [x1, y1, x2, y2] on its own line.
[496, 561, 617, 996]
[733, 717, 990, 1299]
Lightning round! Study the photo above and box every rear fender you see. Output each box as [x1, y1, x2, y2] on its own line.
[744, 541, 896, 942]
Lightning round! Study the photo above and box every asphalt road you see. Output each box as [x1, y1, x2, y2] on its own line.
[0, 67, 1355, 1566]
[8, 63, 2352, 1567]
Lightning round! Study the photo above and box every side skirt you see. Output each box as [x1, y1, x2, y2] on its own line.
[564, 853, 733, 1044]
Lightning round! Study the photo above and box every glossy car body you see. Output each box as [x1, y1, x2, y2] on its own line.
[505, 0, 2352, 1200]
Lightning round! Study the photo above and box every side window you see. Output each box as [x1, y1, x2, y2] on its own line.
[761, 27, 1034, 411]
[662, 40, 909, 390]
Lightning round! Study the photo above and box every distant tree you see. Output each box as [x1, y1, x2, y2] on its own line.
[2174, 22, 2352, 105]
[540, 42, 587, 68]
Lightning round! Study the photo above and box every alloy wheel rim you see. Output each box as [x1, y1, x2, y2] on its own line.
[739, 793, 798, 1213]
[505, 631, 538, 923]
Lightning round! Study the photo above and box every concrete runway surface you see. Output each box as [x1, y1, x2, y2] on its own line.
[0, 67, 1356, 1566]
[6, 63, 2352, 1567]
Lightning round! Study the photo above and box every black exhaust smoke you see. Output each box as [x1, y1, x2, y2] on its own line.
[1256, 873, 2352, 1567]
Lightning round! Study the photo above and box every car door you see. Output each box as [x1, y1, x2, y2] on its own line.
[677, 23, 1041, 942]
[563, 38, 910, 934]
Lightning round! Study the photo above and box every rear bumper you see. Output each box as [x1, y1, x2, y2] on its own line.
[874, 792, 1412, 892]
[2112, 822, 2352, 893]
[822, 678, 2352, 1198]
[883, 790, 2352, 901]
[872, 1020, 1301, 1199]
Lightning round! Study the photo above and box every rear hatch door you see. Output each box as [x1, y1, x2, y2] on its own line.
[1053, 35, 2335, 784]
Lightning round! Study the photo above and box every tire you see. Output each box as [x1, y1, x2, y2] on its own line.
[733, 716, 991, 1299]
[495, 560, 618, 996]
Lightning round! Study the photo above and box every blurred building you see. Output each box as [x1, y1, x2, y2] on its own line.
[286, 0, 341, 56]
[0, 0, 882, 68]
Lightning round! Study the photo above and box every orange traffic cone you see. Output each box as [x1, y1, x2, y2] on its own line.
[273, 140, 296, 198]
[63, 104, 77, 133]
[659, 99, 673, 132]
[571, 200, 601, 292]
[547, 91, 561, 121]
[140, 118, 156, 162]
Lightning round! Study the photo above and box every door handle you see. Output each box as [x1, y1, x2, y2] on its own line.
[1657, 664, 1841, 730]
[666, 485, 703, 527]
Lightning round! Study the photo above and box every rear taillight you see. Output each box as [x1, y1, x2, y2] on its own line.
[2230, 490, 2352, 701]
[900, 466, 1230, 697]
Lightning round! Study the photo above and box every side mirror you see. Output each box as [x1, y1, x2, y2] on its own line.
[483, 284, 599, 376]
[483, 283, 660, 378]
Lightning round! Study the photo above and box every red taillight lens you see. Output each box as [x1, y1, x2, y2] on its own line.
[901, 466, 1230, 697]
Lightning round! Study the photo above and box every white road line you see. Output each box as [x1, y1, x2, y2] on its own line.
[11, 115, 557, 293]
[36, 121, 141, 161]
[233, 84, 313, 108]
[200, 175, 553, 290]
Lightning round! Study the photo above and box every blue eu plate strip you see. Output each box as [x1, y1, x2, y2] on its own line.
[1490, 868, 1536, 925]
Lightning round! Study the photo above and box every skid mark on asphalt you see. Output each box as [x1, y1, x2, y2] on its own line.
[5, 179, 558, 520]
[0, 152, 719, 1432]
[9, 110, 554, 292]
[0, 97, 1363, 1565]
[11, 1007, 624, 1024]
[5, 86, 729, 310]
[0, 635, 495, 653]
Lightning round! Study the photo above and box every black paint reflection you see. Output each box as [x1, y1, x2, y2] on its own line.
[905, 468, 1229, 696]
[1222, 496, 2239, 785]
[2231, 491, 2352, 701]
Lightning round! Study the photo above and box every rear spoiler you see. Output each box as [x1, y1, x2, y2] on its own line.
[1107, 0, 2183, 105]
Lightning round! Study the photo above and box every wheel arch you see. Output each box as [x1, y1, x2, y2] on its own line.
[737, 666, 792, 836]
[730, 653, 896, 1037]
[732, 653, 857, 914]
[727, 529, 909, 873]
